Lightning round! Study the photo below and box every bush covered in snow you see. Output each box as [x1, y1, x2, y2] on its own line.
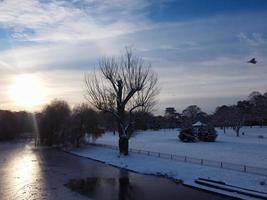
[179, 125, 217, 142]
[178, 128, 196, 142]
[197, 125, 217, 142]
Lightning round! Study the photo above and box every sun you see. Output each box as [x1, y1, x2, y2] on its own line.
[9, 74, 45, 108]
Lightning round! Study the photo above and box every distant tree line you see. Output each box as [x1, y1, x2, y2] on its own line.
[212, 91, 267, 136]
[159, 91, 267, 136]
[33, 90, 266, 147]
[0, 110, 34, 141]
[1, 91, 266, 142]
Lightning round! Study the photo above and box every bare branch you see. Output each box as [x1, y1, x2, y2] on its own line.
[84, 47, 159, 139]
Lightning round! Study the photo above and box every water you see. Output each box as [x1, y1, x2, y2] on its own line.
[0, 142, 234, 200]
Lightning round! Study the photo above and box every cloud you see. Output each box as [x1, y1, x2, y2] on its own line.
[1, 1, 267, 113]
[0, 0, 153, 42]
[0, 38, 131, 74]
[238, 32, 266, 46]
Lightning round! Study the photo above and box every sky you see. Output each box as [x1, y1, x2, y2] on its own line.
[0, 0, 267, 114]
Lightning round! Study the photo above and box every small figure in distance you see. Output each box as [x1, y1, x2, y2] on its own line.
[247, 58, 257, 64]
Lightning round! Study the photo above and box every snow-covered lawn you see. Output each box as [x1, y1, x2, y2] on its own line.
[95, 126, 267, 168]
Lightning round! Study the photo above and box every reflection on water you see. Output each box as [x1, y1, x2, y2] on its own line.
[14, 153, 38, 183]
[65, 177, 99, 194]
[5, 144, 42, 199]
[65, 177, 135, 200]
[0, 143, 230, 200]
[119, 177, 132, 200]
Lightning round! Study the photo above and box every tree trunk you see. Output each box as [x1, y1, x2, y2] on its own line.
[119, 137, 129, 155]
[117, 100, 129, 155]
[236, 127, 240, 137]
[76, 138, 80, 148]
[48, 129, 54, 146]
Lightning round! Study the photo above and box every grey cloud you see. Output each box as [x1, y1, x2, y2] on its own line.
[0, 0, 153, 42]
[238, 32, 266, 46]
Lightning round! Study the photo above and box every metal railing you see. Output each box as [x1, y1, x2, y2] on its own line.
[87, 143, 267, 177]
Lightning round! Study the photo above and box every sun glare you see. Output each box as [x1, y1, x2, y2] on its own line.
[9, 74, 46, 108]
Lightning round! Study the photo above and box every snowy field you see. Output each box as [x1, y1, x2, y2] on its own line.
[70, 126, 267, 199]
[95, 126, 267, 168]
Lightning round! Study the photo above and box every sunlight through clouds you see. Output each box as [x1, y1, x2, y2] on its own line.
[9, 74, 47, 109]
[0, 0, 267, 113]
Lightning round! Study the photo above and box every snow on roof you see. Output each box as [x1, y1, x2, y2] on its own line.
[193, 121, 205, 126]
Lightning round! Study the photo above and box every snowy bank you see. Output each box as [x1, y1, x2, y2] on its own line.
[70, 145, 267, 200]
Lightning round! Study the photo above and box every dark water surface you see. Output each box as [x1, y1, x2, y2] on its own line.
[0, 142, 234, 200]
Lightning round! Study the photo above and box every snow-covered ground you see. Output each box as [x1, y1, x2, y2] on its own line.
[95, 126, 267, 168]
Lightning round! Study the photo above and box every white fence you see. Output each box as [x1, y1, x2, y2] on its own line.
[88, 143, 267, 177]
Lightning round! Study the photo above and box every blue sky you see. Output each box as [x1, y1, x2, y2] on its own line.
[149, 0, 267, 21]
[0, 0, 267, 114]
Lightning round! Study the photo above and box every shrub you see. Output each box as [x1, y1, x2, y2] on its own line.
[178, 128, 196, 142]
[197, 125, 217, 142]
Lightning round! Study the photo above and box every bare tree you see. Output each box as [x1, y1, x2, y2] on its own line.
[85, 48, 158, 155]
